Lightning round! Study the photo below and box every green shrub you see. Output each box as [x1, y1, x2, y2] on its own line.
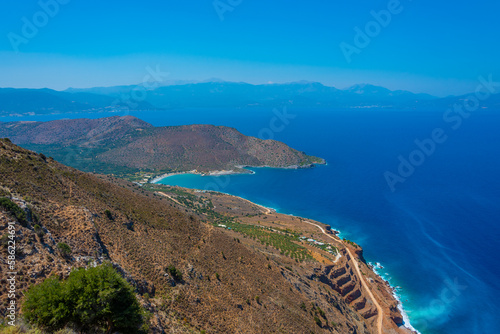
[23, 276, 69, 332]
[0, 187, 10, 197]
[342, 238, 358, 247]
[57, 243, 72, 257]
[166, 265, 183, 281]
[0, 197, 27, 225]
[34, 224, 44, 237]
[0, 234, 9, 247]
[23, 264, 144, 333]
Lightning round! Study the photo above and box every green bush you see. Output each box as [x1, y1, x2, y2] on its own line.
[57, 243, 72, 257]
[0, 197, 27, 225]
[23, 264, 144, 333]
[317, 306, 326, 318]
[23, 276, 69, 332]
[34, 224, 44, 237]
[0, 234, 9, 247]
[166, 265, 183, 281]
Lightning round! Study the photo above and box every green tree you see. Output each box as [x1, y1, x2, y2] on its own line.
[23, 264, 144, 333]
[65, 264, 143, 333]
[23, 276, 70, 332]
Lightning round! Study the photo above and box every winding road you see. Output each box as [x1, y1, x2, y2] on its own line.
[302, 220, 384, 334]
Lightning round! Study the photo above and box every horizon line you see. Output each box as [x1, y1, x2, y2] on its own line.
[0, 79, 449, 98]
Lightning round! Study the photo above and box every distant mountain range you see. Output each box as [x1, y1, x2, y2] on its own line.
[0, 87, 155, 115]
[2, 81, 497, 116]
[0, 116, 324, 176]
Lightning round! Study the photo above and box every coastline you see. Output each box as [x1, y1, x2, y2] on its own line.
[370, 263, 421, 334]
[275, 209, 418, 333]
[149, 170, 198, 183]
[151, 165, 417, 333]
[150, 169, 250, 184]
[161, 182, 418, 332]
[276, 206, 419, 333]
[151, 161, 327, 184]
[223, 192, 418, 333]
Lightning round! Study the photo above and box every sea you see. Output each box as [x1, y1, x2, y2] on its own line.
[3, 106, 499, 334]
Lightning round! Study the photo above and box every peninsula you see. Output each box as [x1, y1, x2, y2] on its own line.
[0, 116, 325, 181]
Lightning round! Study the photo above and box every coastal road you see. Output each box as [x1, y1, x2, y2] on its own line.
[302, 221, 384, 334]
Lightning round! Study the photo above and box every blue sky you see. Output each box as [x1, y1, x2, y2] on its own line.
[0, 0, 499, 96]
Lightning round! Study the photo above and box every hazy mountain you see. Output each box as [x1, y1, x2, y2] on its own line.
[0, 88, 155, 116]
[3, 81, 498, 116]
[134, 81, 437, 109]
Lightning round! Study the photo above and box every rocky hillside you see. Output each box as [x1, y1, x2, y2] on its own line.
[0, 139, 412, 333]
[0, 116, 324, 176]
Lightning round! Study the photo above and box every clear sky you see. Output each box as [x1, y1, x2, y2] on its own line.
[0, 0, 499, 96]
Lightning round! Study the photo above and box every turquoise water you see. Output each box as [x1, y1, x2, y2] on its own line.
[4, 107, 500, 333]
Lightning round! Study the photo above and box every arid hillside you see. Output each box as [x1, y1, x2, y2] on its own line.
[0, 139, 412, 333]
[0, 116, 324, 176]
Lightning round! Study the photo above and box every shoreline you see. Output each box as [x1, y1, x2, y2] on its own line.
[151, 161, 327, 184]
[149, 170, 198, 183]
[232, 194, 419, 333]
[280, 210, 417, 332]
[207, 189, 419, 333]
[150, 169, 249, 183]
[369, 263, 421, 334]
[151, 168, 418, 333]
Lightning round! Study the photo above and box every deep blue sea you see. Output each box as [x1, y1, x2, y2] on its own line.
[3, 107, 499, 334]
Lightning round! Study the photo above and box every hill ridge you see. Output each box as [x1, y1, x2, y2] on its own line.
[0, 116, 325, 178]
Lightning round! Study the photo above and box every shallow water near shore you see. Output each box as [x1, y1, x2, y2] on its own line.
[5, 107, 500, 333]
